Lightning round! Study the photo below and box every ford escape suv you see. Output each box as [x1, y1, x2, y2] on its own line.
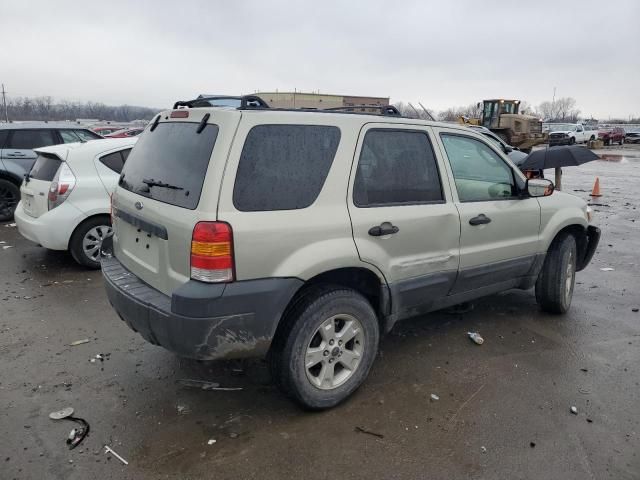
[102, 98, 600, 409]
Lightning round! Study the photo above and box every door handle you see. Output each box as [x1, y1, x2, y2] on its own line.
[368, 222, 399, 237]
[469, 214, 491, 226]
[7, 152, 26, 157]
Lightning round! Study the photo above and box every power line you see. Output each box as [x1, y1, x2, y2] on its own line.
[1, 84, 8, 122]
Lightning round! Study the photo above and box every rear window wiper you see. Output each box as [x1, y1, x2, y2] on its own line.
[142, 178, 184, 190]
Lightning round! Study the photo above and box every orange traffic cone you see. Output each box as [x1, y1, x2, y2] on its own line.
[590, 177, 602, 197]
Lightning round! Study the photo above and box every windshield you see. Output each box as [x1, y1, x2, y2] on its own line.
[548, 124, 576, 132]
[119, 122, 219, 209]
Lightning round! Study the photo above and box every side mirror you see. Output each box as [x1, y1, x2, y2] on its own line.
[503, 145, 513, 153]
[526, 178, 554, 197]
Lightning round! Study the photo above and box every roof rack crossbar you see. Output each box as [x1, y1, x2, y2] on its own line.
[172, 95, 269, 110]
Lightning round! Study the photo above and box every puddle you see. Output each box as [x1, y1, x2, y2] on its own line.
[597, 154, 640, 163]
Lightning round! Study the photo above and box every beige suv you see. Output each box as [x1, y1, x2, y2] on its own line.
[102, 98, 600, 409]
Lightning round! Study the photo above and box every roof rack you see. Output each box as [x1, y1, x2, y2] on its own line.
[173, 95, 269, 109]
[323, 105, 401, 116]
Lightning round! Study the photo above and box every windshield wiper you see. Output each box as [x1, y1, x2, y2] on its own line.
[141, 178, 184, 190]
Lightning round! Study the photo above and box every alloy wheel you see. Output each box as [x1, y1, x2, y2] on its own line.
[82, 225, 113, 262]
[304, 314, 365, 390]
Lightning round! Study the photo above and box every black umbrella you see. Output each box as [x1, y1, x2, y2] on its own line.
[519, 146, 600, 191]
[519, 145, 599, 170]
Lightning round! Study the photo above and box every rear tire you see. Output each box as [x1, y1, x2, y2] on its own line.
[0, 179, 20, 222]
[69, 215, 112, 269]
[569, 137, 576, 145]
[535, 233, 577, 314]
[269, 286, 380, 410]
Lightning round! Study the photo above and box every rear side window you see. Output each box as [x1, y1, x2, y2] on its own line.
[353, 130, 443, 207]
[0, 130, 7, 148]
[74, 129, 102, 141]
[233, 125, 340, 211]
[29, 153, 61, 181]
[119, 122, 218, 210]
[99, 148, 131, 174]
[8, 129, 56, 149]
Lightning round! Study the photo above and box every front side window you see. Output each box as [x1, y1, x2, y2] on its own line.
[353, 129, 443, 207]
[8, 129, 56, 150]
[441, 134, 516, 202]
[233, 124, 340, 211]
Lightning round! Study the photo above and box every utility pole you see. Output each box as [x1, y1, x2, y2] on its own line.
[1, 84, 8, 122]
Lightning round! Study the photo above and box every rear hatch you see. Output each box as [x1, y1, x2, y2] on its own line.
[112, 110, 240, 296]
[20, 152, 64, 218]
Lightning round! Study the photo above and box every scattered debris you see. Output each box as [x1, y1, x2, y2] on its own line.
[104, 445, 128, 465]
[599, 267, 614, 272]
[480, 446, 487, 453]
[354, 426, 384, 439]
[430, 394, 440, 402]
[530, 442, 536, 448]
[49, 408, 90, 450]
[176, 405, 190, 415]
[0, 241, 5, 244]
[69, 339, 90, 347]
[632, 308, 639, 313]
[570, 406, 578, 415]
[4, 223, 16, 227]
[580, 368, 588, 372]
[49, 407, 74, 420]
[177, 379, 242, 391]
[207, 439, 217, 445]
[467, 332, 484, 345]
[2, 245, 13, 250]
[586, 418, 593, 423]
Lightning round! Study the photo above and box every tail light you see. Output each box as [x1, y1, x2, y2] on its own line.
[190, 222, 234, 283]
[48, 163, 76, 210]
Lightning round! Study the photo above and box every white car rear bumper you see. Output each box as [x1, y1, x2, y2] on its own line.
[14, 201, 85, 251]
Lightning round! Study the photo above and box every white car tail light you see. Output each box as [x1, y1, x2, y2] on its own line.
[48, 163, 76, 210]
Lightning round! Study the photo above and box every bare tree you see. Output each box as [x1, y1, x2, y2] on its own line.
[538, 97, 580, 122]
[3, 96, 159, 122]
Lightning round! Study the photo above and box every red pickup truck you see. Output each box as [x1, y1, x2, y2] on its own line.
[598, 127, 625, 146]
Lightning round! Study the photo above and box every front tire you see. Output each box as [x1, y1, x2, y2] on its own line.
[269, 286, 380, 410]
[0, 179, 20, 222]
[569, 137, 576, 145]
[69, 215, 112, 269]
[535, 233, 577, 314]
[619, 137, 624, 146]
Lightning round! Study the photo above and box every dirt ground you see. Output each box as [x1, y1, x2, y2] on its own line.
[1, 144, 639, 480]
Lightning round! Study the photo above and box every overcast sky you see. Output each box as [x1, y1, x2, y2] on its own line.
[2, 0, 639, 118]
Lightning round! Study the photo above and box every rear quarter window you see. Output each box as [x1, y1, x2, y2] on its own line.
[233, 124, 340, 211]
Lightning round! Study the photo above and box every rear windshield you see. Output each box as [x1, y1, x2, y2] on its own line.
[119, 122, 219, 210]
[29, 153, 61, 181]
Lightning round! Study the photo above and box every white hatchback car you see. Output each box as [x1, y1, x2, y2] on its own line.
[15, 138, 137, 268]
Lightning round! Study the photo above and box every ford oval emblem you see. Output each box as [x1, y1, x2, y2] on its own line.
[135, 201, 143, 210]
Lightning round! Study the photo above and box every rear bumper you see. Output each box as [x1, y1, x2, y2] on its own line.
[577, 226, 601, 271]
[101, 250, 302, 361]
[14, 201, 80, 250]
